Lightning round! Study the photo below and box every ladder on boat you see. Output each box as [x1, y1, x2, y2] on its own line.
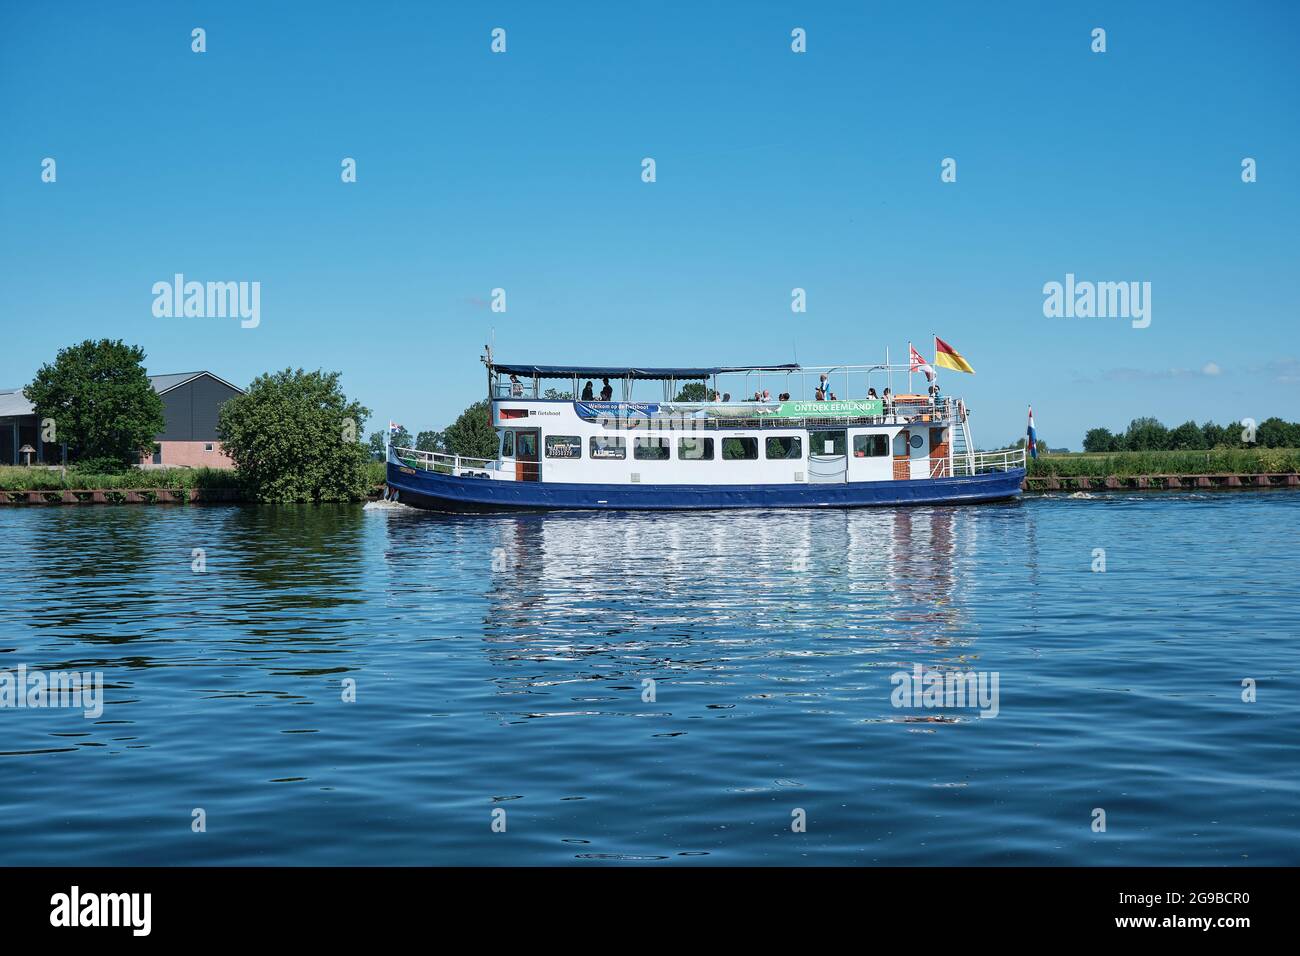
[951, 419, 976, 475]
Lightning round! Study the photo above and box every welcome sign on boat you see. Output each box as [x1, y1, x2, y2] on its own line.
[385, 349, 1027, 512]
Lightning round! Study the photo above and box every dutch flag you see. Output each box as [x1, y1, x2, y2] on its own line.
[1027, 406, 1038, 459]
[389, 421, 403, 433]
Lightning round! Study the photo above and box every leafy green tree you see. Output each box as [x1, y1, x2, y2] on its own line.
[1123, 417, 1169, 451]
[367, 426, 413, 458]
[1082, 427, 1119, 453]
[415, 430, 445, 453]
[443, 399, 498, 459]
[542, 388, 573, 400]
[24, 339, 165, 466]
[674, 382, 710, 402]
[1201, 421, 1230, 447]
[1167, 420, 1205, 450]
[217, 368, 372, 502]
[1255, 417, 1297, 448]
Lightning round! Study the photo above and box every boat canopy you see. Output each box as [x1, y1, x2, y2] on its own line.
[492, 363, 800, 381]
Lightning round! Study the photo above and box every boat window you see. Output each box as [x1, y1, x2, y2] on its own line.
[678, 436, 714, 460]
[545, 436, 582, 459]
[516, 432, 537, 459]
[590, 436, 626, 460]
[501, 430, 514, 457]
[809, 430, 847, 456]
[634, 437, 671, 460]
[721, 437, 758, 460]
[854, 434, 889, 457]
[765, 436, 803, 460]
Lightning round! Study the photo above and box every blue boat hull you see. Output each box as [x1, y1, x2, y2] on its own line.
[386, 461, 1026, 512]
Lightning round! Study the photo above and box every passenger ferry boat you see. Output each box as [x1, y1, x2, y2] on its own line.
[386, 350, 1026, 511]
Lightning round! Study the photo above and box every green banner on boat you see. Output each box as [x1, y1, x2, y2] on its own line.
[774, 399, 882, 417]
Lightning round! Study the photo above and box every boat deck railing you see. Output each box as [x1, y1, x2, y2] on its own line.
[392, 446, 500, 475]
[952, 447, 1027, 475]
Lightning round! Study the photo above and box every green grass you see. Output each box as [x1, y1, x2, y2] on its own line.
[1028, 448, 1300, 478]
[0, 465, 237, 491]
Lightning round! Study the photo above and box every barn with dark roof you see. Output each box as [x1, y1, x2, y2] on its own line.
[0, 371, 244, 467]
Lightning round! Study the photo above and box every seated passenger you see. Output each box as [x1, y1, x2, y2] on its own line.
[599, 377, 613, 401]
[722, 392, 731, 402]
[778, 392, 790, 401]
[814, 386, 825, 401]
[761, 389, 771, 402]
[581, 380, 595, 400]
[509, 374, 523, 397]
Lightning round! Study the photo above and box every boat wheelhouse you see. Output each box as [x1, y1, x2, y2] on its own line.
[386, 352, 1026, 511]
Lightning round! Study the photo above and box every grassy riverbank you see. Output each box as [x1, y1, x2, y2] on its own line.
[0, 465, 235, 491]
[0, 461, 389, 493]
[1027, 448, 1300, 478]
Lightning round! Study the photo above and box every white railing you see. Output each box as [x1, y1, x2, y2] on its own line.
[391, 446, 500, 474]
[952, 447, 1027, 475]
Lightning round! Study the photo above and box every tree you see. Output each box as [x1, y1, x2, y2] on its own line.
[443, 399, 498, 459]
[1082, 427, 1119, 453]
[1255, 417, 1297, 448]
[23, 339, 165, 467]
[415, 430, 445, 453]
[1201, 421, 1230, 447]
[368, 427, 412, 458]
[542, 388, 573, 400]
[1167, 420, 1204, 450]
[217, 368, 372, 502]
[1123, 417, 1169, 451]
[674, 382, 710, 402]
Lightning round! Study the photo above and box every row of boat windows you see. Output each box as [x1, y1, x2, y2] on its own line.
[522, 434, 894, 461]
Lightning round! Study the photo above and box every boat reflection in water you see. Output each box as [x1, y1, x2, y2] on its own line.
[439, 505, 1000, 724]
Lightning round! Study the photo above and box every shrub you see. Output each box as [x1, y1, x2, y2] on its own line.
[217, 369, 372, 503]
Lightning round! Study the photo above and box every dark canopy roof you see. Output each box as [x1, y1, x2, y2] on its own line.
[493, 363, 800, 381]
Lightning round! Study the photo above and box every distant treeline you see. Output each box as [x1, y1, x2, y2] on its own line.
[1083, 417, 1299, 453]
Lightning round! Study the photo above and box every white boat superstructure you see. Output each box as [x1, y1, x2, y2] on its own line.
[386, 353, 1026, 511]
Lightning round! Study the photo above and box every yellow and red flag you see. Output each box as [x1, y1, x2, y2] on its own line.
[933, 336, 975, 374]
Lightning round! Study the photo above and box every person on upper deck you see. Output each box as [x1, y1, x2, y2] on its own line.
[867, 387, 879, 401]
[778, 392, 790, 401]
[722, 392, 731, 402]
[761, 389, 771, 402]
[509, 374, 523, 397]
[814, 385, 825, 401]
[599, 377, 613, 401]
[883, 387, 895, 416]
[581, 380, 595, 400]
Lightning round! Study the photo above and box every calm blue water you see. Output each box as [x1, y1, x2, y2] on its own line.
[0, 493, 1296, 865]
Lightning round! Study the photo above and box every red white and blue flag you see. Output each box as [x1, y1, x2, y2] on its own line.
[1027, 406, 1038, 459]
[388, 421, 403, 433]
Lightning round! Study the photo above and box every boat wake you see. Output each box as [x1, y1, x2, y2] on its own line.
[363, 498, 417, 512]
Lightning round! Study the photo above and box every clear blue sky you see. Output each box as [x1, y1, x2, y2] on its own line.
[2, 1, 1296, 448]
